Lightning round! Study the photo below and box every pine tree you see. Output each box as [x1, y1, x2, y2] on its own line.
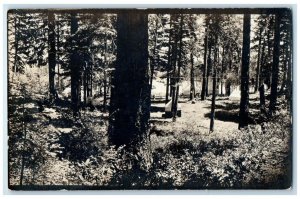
[70, 13, 81, 116]
[269, 11, 282, 114]
[108, 12, 150, 147]
[239, 14, 251, 129]
[48, 11, 56, 102]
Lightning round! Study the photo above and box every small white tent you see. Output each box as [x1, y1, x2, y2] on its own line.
[229, 86, 240, 101]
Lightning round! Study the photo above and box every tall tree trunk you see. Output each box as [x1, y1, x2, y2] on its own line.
[103, 36, 108, 112]
[220, 46, 225, 96]
[286, 43, 292, 110]
[266, 19, 273, 89]
[90, 65, 93, 97]
[19, 97, 27, 186]
[260, 38, 266, 86]
[210, 36, 218, 132]
[229, 50, 233, 70]
[150, 17, 159, 91]
[108, 12, 150, 147]
[48, 11, 56, 102]
[57, 19, 60, 90]
[206, 40, 212, 96]
[201, 27, 208, 101]
[269, 12, 282, 114]
[170, 17, 179, 100]
[259, 83, 266, 113]
[70, 13, 80, 117]
[14, 17, 19, 74]
[255, 27, 263, 92]
[284, 11, 292, 112]
[83, 65, 87, 106]
[280, 45, 287, 93]
[103, 70, 107, 112]
[239, 14, 251, 129]
[166, 70, 170, 103]
[165, 20, 173, 104]
[172, 15, 184, 122]
[190, 52, 195, 101]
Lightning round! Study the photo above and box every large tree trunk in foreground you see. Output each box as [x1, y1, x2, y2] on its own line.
[70, 14, 81, 117]
[108, 12, 150, 147]
[239, 14, 251, 129]
[269, 12, 282, 114]
[48, 11, 56, 102]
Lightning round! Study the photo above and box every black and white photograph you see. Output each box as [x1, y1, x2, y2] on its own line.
[7, 8, 293, 190]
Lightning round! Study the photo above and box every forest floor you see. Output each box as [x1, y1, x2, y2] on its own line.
[8, 86, 292, 189]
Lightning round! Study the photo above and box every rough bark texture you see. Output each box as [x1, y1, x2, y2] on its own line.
[172, 15, 184, 122]
[259, 84, 266, 112]
[220, 46, 225, 96]
[286, 31, 292, 111]
[259, 38, 266, 86]
[108, 12, 150, 147]
[206, 40, 212, 97]
[201, 27, 208, 101]
[14, 17, 19, 73]
[165, 21, 173, 104]
[210, 38, 218, 132]
[255, 27, 263, 92]
[70, 14, 80, 116]
[190, 52, 195, 101]
[269, 12, 282, 114]
[150, 18, 159, 90]
[170, 16, 179, 101]
[48, 11, 56, 101]
[239, 14, 251, 129]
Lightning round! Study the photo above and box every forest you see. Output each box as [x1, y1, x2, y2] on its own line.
[7, 8, 292, 189]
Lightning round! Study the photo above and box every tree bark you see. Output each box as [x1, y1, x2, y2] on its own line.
[103, 36, 108, 112]
[150, 17, 159, 90]
[206, 40, 212, 97]
[190, 52, 195, 101]
[255, 27, 263, 92]
[201, 27, 208, 101]
[56, 18, 60, 90]
[48, 11, 56, 102]
[170, 16, 179, 100]
[165, 20, 173, 103]
[220, 46, 225, 96]
[108, 12, 150, 147]
[14, 17, 19, 74]
[286, 23, 292, 110]
[210, 36, 218, 132]
[172, 15, 184, 122]
[266, 17, 274, 89]
[269, 12, 282, 114]
[70, 13, 80, 117]
[239, 14, 251, 129]
[103, 70, 107, 112]
[259, 84, 266, 113]
[260, 38, 266, 86]
[280, 44, 287, 93]
[83, 64, 87, 106]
